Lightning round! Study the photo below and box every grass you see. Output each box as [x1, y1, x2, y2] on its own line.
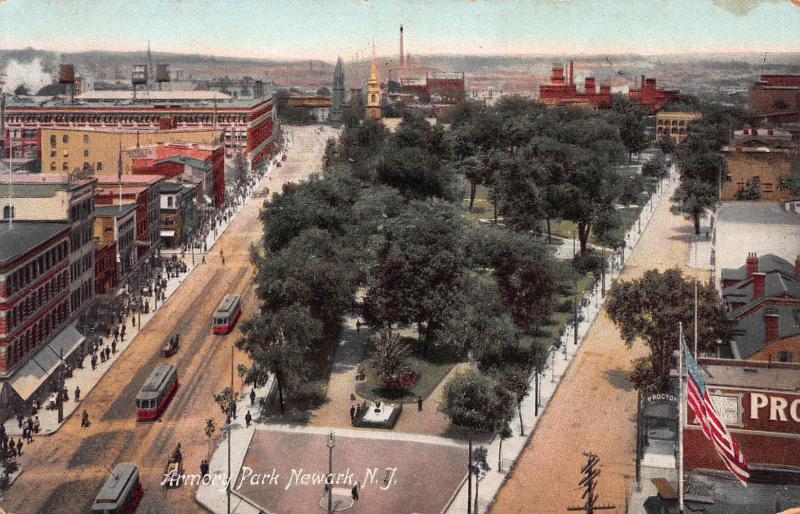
[548, 206, 643, 248]
[356, 337, 460, 403]
[530, 272, 596, 352]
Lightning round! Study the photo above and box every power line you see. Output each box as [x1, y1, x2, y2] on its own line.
[567, 452, 616, 514]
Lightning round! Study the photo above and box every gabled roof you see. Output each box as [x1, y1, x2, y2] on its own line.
[729, 303, 800, 359]
[721, 253, 795, 283]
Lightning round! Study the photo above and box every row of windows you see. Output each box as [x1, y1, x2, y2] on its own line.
[4, 241, 69, 297]
[4, 271, 69, 333]
[70, 279, 94, 313]
[735, 181, 774, 192]
[49, 161, 103, 172]
[70, 253, 94, 283]
[4, 301, 69, 371]
[49, 134, 91, 146]
[6, 113, 249, 125]
[70, 199, 95, 224]
[656, 119, 691, 127]
[656, 127, 687, 135]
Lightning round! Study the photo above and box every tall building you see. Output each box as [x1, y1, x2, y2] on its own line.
[367, 49, 382, 120]
[3, 91, 277, 170]
[655, 111, 703, 145]
[538, 61, 612, 109]
[749, 74, 800, 124]
[0, 175, 97, 316]
[330, 57, 346, 126]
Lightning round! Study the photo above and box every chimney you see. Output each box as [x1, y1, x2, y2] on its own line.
[569, 60, 574, 87]
[746, 252, 759, 278]
[795, 255, 800, 283]
[400, 25, 405, 70]
[752, 272, 766, 300]
[641, 74, 645, 88]
[764, 313, 780, 342]
[585, 77, 596, 94]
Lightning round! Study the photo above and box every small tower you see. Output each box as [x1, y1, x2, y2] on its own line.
[330, 57, 346, 126]
[366, 46, 382, 120]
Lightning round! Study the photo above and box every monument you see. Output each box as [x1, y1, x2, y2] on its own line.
[330, 56, 346, 127]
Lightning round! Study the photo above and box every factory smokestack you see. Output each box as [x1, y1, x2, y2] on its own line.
[569, 60, 574, 87]
[400, 25, 405, 73]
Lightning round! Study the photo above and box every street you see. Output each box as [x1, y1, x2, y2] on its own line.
[0, 125, 332, 514]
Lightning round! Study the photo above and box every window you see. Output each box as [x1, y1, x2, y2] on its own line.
[83, 134, 89, 144]
[736, 182, 745, 191]
[167, 197, 174, 208]
[763, 183, 773, 193]
[62, 135, 69, 144]
[50, 135, 57, 147]
[50, 162, 56, 171]
[778, 351, 792, 363]
[2, 205, 15, 219]
[62, 162, 69, 171]
[96, 162, 103, 171]
[83, 149, 89, 157]
[50, 149, 56, 157]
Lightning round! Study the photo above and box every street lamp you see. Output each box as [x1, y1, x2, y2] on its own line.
[327, 431, 335, 514]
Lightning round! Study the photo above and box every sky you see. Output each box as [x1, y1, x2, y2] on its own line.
[1, 0, 799, 61]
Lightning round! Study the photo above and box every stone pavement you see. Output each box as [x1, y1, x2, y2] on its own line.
[3, 147, 285, 438]
[448, 168, 680, 514]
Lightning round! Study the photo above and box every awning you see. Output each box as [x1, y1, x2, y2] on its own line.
[160, 230, 176, 238]
[10, 326, 85, 401]
[650, 478, 678, 500]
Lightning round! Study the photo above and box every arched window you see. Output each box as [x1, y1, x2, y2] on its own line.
[50, 135, 57, 147]
[62, 135, 69, 144]
[2, 205, 15, 219]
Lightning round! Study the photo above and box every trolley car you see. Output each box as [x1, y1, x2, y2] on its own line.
[212, 295, 242, 335]
[135, 364, 178, 421]
[91, 463, 143, 514]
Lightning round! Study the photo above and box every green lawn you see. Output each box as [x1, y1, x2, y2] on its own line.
[356, 337, 460, 403]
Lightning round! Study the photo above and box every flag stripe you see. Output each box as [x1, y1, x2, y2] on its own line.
[683, 345, 750, 485]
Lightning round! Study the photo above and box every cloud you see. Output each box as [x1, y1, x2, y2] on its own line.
[711, 0, 783, 16]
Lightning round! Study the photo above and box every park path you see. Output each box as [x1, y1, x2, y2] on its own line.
[490, 173, 706, 514]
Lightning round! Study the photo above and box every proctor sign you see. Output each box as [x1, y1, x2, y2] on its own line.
[687, 388, 800, 435]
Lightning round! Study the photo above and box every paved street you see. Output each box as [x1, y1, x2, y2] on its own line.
[0, 126, 331, 514]
[490, 173, 710, 514]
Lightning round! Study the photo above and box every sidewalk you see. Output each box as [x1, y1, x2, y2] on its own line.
[3, 151, 284, 438]
[444, 168, 678, 514]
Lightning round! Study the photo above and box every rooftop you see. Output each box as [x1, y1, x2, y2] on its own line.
[96, 174, 164, 186]
[95, 204, 137, 218]
[155, 156, 212, 171]
[76, 90, 232, 102]
[0, 174, 96, 186]
[7, 92, 270, 110]
[0, 222, 70, 265]
[698, 357, 800, 392]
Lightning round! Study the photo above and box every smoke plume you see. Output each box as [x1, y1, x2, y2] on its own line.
[3, 58, 52, 94]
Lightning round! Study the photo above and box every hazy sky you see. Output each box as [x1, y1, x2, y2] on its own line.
[1, 0, 799, 61]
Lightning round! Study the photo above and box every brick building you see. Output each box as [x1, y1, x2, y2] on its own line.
[721, 126, 799, 202]
[159, 181, 197, 249]
[0, 175, 97, 315]
[3, 91, 277, 171]
[628, 75, 681, 112]
[680, 358, 800, 482]
[130, 142, 224, 207]
[538, 61, 612, 109]
[95, 175, 163, 261]
[94, 204, 137, 294]
[37, 125, 221, 176]
[749, 74, 800, 124]
[721, 253, 800, 363]
[655, 111, 703, 145]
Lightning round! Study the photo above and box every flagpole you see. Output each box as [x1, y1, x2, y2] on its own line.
[694, 237, 698, 360]
[678, 322, 685, 514]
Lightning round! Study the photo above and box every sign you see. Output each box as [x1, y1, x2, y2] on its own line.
[710, 393, 743, 426]
[126, 147, 157, 160]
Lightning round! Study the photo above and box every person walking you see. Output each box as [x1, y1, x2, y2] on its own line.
[81, 410, 90, 428]
[349, 404, 356, 421]
[201, 255, 206, 265]
[91, 354, 97, 370]
[417, 396, 423, 412]
[16, 438, 23, 457]
[249, 388, 256, 406]
[75, 386, 81, 403]
[356, 320, 361, 333]
[351, 482, 359, 501]
[33, 416, 40, 434]
[245, 410, 252, 427]
[120, 324, 126, 340]
[25, 426, 33, 444]
[111, 339, 117, 354]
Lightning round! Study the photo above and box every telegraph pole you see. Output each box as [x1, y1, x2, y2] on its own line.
[567, 452, 616, 514]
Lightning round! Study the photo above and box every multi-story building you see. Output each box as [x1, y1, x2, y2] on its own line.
[655, 111, 703, 145]
[721, 126, 799, 202]
[3, 90, 277, 171]
[130, 142, 224, 207]
[159, 181, 197, 249]
[678, 358, 800, 482]
[628, 75, 681, 112]
[95, 175, 163, 261]
[749, 74, 800, 124]
[38, 125, 221, 176]
[721, 253, 800, 363]
[0, 222, 78, 416]
[0, 175, 97, 315]
[538, 62, 613, 109]
[94, 204, 137, 294]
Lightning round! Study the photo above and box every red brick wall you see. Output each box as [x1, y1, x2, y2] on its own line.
[684, 427, 800, 471]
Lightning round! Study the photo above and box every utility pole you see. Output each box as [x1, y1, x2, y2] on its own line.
[327, 431, 335, 514]
[227, 342, 233, 514]
[567, 452, 616, 514]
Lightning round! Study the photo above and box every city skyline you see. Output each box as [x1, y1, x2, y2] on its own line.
[1, 0, 800, 62]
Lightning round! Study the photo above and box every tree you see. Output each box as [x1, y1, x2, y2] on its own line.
[372, 330, 413, 391]
[671, 179, 717, 234]
[364, 200, 467, 340]
[778, 159, 800, 197]
[213, 387, 237, 418]
[237, 306, 324, 413]
[471, 446, 490, 514]
[497, 420, 513, 472]
[642, 155, 669, 180]
[491, 151, 547, 232]
[316, 86, 331, 97]
[495, 366, 531, 436]
[440, 369, 513, 432]
[734, 178, 762, 200]
[204, 418, 216, 460]
[611, 94, 648, 162]
[606, 269, 729, 393]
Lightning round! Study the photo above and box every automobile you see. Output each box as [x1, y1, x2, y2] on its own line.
[160, 335, 180, 357]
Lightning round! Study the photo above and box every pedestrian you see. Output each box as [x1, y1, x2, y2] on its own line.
[75, 386, 81, 403]
[351, 482, 359, 501]
[81, 410, 90, 428]
[245, 410, 252, 427]
[121, 324, 126, 340]
[26, 417, 33, 434]
[25, 427, 32, 444]
[16, 438, 23, 456]
[33, 416, 40, 434]
[100, 351, 106, 363]
[349, 404, 356, 420]
[356, 320, 361, 333]
[202, 255, 206, 265]
[91, 354, 97, 370]
[111, 340, 117, 354]
[232, 402, 237, 420]
[16, 413, 23, 428]
[250, 388, 256, 406]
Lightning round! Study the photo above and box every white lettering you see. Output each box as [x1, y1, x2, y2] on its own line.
[268, 468, 280, 485]
[237, 466, 253, 490]
[286, 468, 303, 490]
[791, 400, 800, 423]
[364, 467, 379, 485]
[771, 396, 789, 422]
[750, 393, 769, 420]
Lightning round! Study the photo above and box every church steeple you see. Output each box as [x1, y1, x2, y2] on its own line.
[366, 44, 382, 120]
[330, 57, 346, 126]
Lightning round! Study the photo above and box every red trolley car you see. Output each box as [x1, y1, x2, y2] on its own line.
[135, 364, 178, 421]
[212, 295, 241, 335]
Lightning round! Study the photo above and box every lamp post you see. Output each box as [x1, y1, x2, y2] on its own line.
[327, 431, 335, 514]
[601, 245, 606, 297]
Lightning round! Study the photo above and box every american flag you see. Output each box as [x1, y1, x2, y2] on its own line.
[683, 344, 750, 485]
